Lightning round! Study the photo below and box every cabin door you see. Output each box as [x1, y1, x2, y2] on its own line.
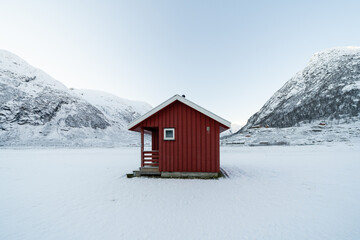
[151, 128, 159, 151]
[150, 128, 159, 168]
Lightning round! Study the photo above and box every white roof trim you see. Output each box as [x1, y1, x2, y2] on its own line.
[128, 94, 231, 130]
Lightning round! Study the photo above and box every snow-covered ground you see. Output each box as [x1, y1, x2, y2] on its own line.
[1, 144, 359, 240]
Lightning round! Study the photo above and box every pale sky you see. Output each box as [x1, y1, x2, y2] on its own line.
[1, 0, 359, 125]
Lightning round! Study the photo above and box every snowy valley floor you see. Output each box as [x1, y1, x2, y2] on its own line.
[0, 144, 360, 240]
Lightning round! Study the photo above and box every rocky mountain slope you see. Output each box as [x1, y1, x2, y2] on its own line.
[240, 47, 360, 131]
[0, 50, 151, 147]
[223, 47, 360, 146]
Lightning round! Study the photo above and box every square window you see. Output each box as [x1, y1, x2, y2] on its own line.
[164, 128, 175, 140]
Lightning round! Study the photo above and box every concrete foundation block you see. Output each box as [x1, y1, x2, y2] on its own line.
[161, 172, 218, 178]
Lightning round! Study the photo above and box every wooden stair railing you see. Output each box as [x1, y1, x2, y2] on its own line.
[142, 150, 159, 167]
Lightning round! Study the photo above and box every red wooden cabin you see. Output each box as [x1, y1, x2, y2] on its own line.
[128, 94, 230, 177]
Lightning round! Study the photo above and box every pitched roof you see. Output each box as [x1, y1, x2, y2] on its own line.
[128, 94, 231, 130]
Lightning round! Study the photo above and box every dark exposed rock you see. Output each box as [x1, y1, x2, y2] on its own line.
[64, 104, 110, 129]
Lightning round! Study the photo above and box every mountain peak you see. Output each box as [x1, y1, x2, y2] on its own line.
[239, 46, 360, 132]
[0, 49, 68, 92]
[0, 50, 152, 147]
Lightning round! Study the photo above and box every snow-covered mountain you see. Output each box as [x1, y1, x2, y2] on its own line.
[0, 50, 151, 147]
[240, 47, 360, 131]
[220, 122, 243, 138]
[224, 47, 360, 146]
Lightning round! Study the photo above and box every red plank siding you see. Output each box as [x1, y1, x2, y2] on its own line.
[133, 100, 224, 173]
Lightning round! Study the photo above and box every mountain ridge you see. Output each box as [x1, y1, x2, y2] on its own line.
[238, 46, 360, 132]
[0, 50, 151, 147]
[222, 47, 360, 146]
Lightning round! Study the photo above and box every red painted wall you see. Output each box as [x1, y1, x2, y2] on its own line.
[132, 100, 226, 173]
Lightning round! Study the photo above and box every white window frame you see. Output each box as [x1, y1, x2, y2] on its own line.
[163, 128, 175, 140]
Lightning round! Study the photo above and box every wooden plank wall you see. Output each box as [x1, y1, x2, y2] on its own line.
[137, 100, 221, 173]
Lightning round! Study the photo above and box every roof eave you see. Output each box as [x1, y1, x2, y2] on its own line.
[128, 94, 231, 130]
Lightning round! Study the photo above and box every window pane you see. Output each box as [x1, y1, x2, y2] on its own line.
[165, 130, 173, 138]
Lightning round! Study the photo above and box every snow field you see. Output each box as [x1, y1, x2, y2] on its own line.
[0, 144, 359, 240]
